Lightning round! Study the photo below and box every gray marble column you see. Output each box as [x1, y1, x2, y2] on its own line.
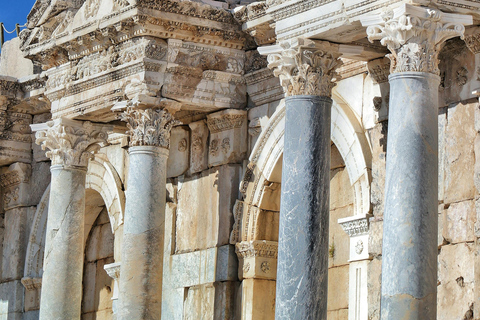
[117, 107, 176, 319]
[31, 118, 109, 320]
[263, 39, 342, 320]
[362, 5, 472, 319]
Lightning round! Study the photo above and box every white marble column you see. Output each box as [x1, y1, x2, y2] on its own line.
[260, 38, 342, 320]
[31, 118, 109, 320]
[117, 107, 177, 319]
[362, 5, 472, 319]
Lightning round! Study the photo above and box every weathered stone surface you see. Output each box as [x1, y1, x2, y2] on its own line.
[368, 122, 387, 218]
[327, 265, 349, 311]
[0, 38, 34, 78]
[445, 102, 476, 204]
[438, 243, 475, 320]
[176, 165, 241, 253]
[189, 120, 209, 174]
[367, 257, 382, 320]
[0, 280, 25, 317]
[241, 279, 276, 320]
[2, 207, 30, 280]
[167, 126, 190, 178]
[443, 200, 475, 244]
[207, 109, 247, 167]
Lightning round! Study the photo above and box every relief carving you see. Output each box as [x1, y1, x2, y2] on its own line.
[121, 107, 179, 148]
[365, 5, 468, 75]
[178, 138, 187, 152]
[221, 138, 230, 155]
[210, 139, 219, 156]
[266, 39, 342, 97]
[33, 119, 110, 167]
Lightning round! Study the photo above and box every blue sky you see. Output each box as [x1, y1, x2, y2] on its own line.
[0, 0, 37, 44]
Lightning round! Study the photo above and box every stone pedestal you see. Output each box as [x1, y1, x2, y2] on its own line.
[117, 107, 176, 319]
[30, 118, 109, 320]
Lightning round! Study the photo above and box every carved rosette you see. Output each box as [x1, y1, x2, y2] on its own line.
[121, 107, 179, 148]
[365, 6, 468, 75]
[34, 120, 109, 168]
[266, 40, 342, 97]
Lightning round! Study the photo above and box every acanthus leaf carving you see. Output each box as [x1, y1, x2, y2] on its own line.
[33, 118, 110, 168]
[121, 107, 179, 148]
[364, 5, 469, 75]
[265, 39, 342, 97]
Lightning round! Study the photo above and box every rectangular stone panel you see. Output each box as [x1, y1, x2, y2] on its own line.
[176, 165, 241, 253]
[189, 120, 209, 174]
[167, 126, 190, 178]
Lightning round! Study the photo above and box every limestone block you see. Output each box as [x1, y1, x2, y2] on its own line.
[29, 161, 50, 206]
[244, 68, 283, 108]
[334, 74, 364, 120]
[176, 165, 241, 252]
[0, 280, 25, 315]
[189, 120, 209, 174]
[368, 219, 383, 256]
[327, 265, 349, 311]
[2, 207, 29, 280]
[438, 210, 445, 248]
[253, 210, 279, 241]
[1, 162, 32, 211]
[183, 283, 215, 320]
[82, 258, 115, 315]
[0, 111, 32, 166]
[207, 109, 247, 167]
[100, 145, 127, 185]
[257, 182, 280, 212]
[443, 200, 475, 244]
[330, 167, 354, 210]
[327, 309, 349, 320]
[367, 257, 382, 320]
[241, 279, 276, 320]
[236, 240, 277, 281]
[167, 126, 190, 178]
[169, 246, 237, 289]
[163, 67, 247, 110]
[438, 243, 475, 320]
[368, 123, 387, 217]
[23, 279, 41, 312]
[445, 102, 476, 204]
[213, 281, 238, 320]
[438, 108, 447, 202]
[0, 38, 34, 78]
[329, 205, 353, 267]
[23, 310, 40, 320]
[161, 288, 184, 320]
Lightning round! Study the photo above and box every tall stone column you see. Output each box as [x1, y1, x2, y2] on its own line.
[117, 107, 177, 319]
[261, 38, 342, 319]
[31, 118, 109, 320]
[362, 4, 472, 319]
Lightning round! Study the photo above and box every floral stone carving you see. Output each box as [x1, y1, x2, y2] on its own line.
[32, 118, 110, 168]
[264, 38, 342, 97]
[363, 4, 471, 75]
[121, 107, 179, 148]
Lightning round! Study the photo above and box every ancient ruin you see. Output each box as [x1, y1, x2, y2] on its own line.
[0, 0, 480, 319]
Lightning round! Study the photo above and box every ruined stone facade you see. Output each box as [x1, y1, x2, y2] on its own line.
[0, 0, 480, 319]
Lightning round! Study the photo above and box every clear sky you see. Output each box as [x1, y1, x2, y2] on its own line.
[0, 0, 37, 48]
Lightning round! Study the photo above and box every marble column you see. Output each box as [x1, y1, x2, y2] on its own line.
[31, 118, 109, 320]
[262, 38, 342, 319]
[362, 4, 472, 319]
[117, 107, 177, 319]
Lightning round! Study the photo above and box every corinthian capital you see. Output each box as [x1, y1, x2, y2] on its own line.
[31, 118, 111, 168]
[121, 107, 179, 148]
[362, 4, 472, 75]
[258, 38, 343, 97]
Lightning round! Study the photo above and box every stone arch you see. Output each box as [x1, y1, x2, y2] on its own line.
[238, 94, 372, 241]
[22, 155, 125, 281]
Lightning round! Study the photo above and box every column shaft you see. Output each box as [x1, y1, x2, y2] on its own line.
[381, 72, 439, 319]
[118, 146, 168, 319]
[39, 166, 86, 320]
[275, 95, 331, 320]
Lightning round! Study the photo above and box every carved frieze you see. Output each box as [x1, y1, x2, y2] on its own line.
[121, 107, 179, 148]
[235, 240, 278, 280]
[363, 4, 471, 75]
[339, 215, 370, 237]
[367, 57, 390, 84]
[262, 38, 342, 97]
[31, 118, 110, 167]
[0, 162, 32, 210]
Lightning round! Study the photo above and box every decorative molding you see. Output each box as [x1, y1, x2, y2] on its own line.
[21, 277, 42, 291]
[31, 118, 110, 167]
[230, 200, 244, 244]
[104, 262, 121, 280]
[262, 38, 342, 97]
[121, 107, 178, 148]
[363, 4, 471, 75]
[338, 214, 372, 237]
[235, 240, 278, 259]
[0, 163, 31, 189]
[367, 57, 390, 84]
[206, 112, 246, 134]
